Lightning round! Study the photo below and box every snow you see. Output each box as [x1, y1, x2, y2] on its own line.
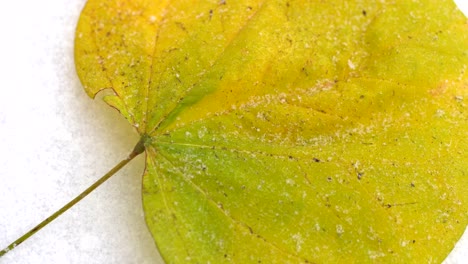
[0, 1, 162, 263]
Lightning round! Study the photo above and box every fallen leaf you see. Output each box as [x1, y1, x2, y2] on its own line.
[75, 0, 468, 263]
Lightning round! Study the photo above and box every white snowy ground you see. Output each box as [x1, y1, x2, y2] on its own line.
[0, 0, 466, 263]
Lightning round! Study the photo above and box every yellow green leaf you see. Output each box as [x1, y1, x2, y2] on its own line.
[75, 0, 468, 263]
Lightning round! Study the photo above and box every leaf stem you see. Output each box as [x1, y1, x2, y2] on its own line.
[0, 136, 147, 257]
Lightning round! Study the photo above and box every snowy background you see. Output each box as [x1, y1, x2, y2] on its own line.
[0, 0, 466, 263]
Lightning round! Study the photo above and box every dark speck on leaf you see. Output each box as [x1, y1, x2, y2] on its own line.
[362, 10, 367, 16]
[357, 172, 364, 180]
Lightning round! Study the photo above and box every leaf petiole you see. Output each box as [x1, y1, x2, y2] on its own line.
[0, 135, 148, 257]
